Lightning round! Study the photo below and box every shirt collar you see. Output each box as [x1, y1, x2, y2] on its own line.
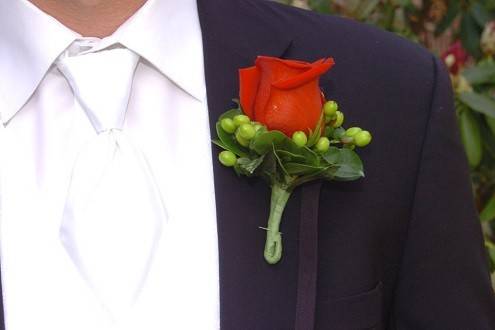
[0, 0, 78, 124]
[0, 0, 205, 124]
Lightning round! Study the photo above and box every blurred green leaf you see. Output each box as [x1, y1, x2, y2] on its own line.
[308, 0, 332, 14]
[463, 62, 495, 85]
[481, 193, 495, 222]
[460, 12, 482, 58]
[435, 0, 460, 36]
[459, 109, 483, 168]
[470, 3, 493, 28]
[480, 117, 495, 160]
[459, 92, 495, 118]
[485, 240, 495, 265]
[354, 0, 381, 20]
[487, 116, 495, 136]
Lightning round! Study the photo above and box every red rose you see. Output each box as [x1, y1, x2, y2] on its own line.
[239, 56, 335, 137]
[441, 40, 469, 75]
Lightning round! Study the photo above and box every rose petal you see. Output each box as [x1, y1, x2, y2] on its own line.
[256, 56, 312, 69]
[272, 58, 334, 89]
[239, 66, 261, 118]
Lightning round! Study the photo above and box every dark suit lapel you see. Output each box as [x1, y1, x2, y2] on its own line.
[197, 0, 303, 329]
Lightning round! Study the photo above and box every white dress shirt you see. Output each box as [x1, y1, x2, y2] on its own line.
[0, 1, 220, 329]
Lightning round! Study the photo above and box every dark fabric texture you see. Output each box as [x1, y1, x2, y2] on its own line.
[1, 0, 493, 329]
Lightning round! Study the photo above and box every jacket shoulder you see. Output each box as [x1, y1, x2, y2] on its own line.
[243, 0, 434, 79]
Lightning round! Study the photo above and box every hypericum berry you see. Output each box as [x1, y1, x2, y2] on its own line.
[292, 131, 308, 147]
[345, 127, 362, 137]
[332, 111, 344, 128]
[354, 130, 372, 147]
[315, 137, 330, 153]
[235, 130, 250, 147]
[233, 114, 251, 127]
[238, 123, 256, 140]
[220, 118, 236, 134]
[219, 151, 237, 167]
[323, 100, 338, 117]
[253, 123, 264, 131]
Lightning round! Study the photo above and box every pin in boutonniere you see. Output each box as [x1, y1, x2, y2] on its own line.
[213, 56, 372, 264]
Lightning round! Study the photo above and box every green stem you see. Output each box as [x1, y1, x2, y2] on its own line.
[264, 183, 292, 264]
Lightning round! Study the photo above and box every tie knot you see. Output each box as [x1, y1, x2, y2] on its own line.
[56, 44, 140, 133]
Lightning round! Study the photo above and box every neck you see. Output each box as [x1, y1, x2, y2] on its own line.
[29, 0, 148, 38]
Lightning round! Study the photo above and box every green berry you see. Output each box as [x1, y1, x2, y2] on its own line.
[345, 127, 362, 137]
[323, 100, 338, 117]
[253, 123, 264, 131]
[332, 111, 344, 128]
[238, 123, 256, 140]
[354, 130, 372, 147]
[292, 131, 308, 147]
[315, 137, 330, 153]
[220, 118, 236, 134]
[219, 151, 237, 167]
[235, 130, 250, 147]
[233, 114, 251, 127]
[324, 115, 333, 124]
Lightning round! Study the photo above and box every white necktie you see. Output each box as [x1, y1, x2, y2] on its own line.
[56, 46, 167, 319]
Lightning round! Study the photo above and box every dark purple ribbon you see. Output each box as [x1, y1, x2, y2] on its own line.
[295, 181, 322, 330]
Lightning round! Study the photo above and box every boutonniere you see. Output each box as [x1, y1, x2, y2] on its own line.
[213, 56, 372, 264]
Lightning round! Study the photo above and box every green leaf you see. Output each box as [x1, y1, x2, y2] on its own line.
[272, 145, 290, 177]
[481, 193, 495, 222]
[235, 155, 265, 176]
[460, 12, 482, 58]
[332, 127, 346, 140]
[470, 3, 492, 28]
[284, 162, 329, 176]
[252, 131, 287, 155]
[321, 147, 364, 181]
[354, 0, 381, 20]
[275, 149, 307, 163]
[306, 112, 324, 148]
[259, 152, 278, 184]
[459, 92, 495, 118]
[215, 122, 249, 158]
[486, 240, 495, 265]
[459, 109, 483, 168]
[487, 116, 495, 135]
[480, 116, 495, 160]
[275, 141, 320, 166]
[462, 62, 495, 85]
[324, 164, 365, 181]
[308, 0, 332, 14]
[435, 0, 460, 36]
[212, 139, 227, 149]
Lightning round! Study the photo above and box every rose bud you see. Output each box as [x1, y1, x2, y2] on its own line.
[441, 40, 469, 75]
[481, 21, 495, 56]
[239, 56, 335, 137]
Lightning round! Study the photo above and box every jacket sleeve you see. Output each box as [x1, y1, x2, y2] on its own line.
[392, 56, 495, 329]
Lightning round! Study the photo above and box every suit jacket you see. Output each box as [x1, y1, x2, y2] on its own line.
[1, 0, 495, 329]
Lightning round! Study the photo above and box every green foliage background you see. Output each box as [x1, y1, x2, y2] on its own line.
[281, 0, 495, 286]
